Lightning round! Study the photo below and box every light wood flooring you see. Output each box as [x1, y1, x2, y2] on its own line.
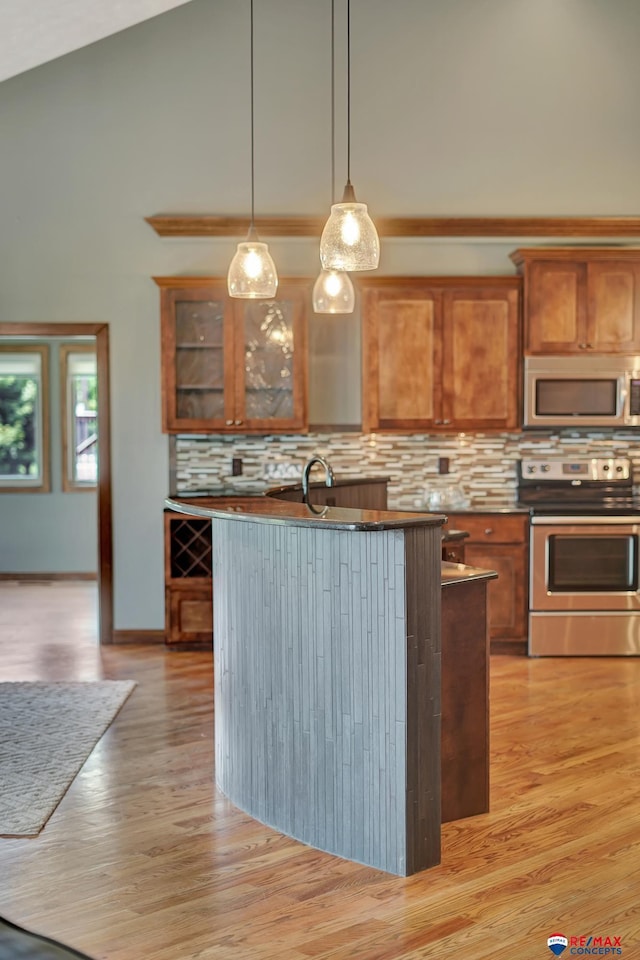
[1, 581, 640, 960]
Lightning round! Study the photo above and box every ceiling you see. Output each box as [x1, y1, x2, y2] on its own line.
[0, 0, 195, 83]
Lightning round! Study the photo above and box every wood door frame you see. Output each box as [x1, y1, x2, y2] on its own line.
[0, 322, 113, 644]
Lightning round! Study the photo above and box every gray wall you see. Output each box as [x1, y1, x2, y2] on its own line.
[1, 0, 640, 626]
[0, 341, 97, 574]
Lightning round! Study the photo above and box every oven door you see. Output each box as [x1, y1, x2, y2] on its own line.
[530, 516, 640, 611]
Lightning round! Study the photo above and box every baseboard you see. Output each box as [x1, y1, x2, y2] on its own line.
[111, 629, 165, 645]
[490, 639, 528, 656]
[0, 572, 97, 581]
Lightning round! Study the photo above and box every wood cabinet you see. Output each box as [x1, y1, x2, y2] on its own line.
[155, 276, 309, 434]
[443, 512, 529, 653]
[511, 248, 640, 355]
[441, 537, 466, 564]
[361, 277, 521, 433]
[164, 510, 213, 648]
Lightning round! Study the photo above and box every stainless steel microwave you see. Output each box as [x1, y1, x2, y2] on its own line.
[523, 355, 640, 428]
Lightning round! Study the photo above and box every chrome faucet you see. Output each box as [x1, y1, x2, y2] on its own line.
[301, 456, 335, 502]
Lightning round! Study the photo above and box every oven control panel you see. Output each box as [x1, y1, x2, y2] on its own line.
[519, 457, 631, 482]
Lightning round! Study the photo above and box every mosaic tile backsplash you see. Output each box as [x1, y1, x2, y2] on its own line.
[174, 431, 640, 511]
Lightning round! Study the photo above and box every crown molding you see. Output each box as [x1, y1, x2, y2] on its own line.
[145, 214, 640, 239]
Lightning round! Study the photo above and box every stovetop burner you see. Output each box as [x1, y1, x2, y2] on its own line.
[516, 456, 638, 515]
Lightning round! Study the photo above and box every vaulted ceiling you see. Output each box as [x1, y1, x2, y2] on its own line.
[0, 0, 195, 83]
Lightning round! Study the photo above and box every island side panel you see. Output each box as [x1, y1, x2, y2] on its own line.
[440, 577, 490, 822]
[212, 516, 419, 875]
[404, 524, 442, 874]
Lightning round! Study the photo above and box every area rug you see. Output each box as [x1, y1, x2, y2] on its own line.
[0, 680, 136, 837]
[0, 914, 95, 959]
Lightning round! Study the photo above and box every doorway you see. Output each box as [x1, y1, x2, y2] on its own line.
[0, 323, 112, 644]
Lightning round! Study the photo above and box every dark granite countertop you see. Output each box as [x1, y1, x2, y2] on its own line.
[166, 496, 258, 509]
[441, 560, 499, 586]
[166, 496, 446, 532]
[170, 488, 267, 498]
[166, 496, 471, 540]
[443, 529, 469, 542]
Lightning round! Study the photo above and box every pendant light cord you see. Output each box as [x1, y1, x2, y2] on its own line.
[346, 0, 351, 187]
[250, 0, 255, 231]
[331, 0, 335, 203]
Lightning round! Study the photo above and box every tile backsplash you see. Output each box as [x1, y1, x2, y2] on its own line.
[174, 430, 640, 510]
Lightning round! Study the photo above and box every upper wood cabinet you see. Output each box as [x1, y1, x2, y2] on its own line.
[155, 277, 309, 434]
[511, 248, 640, 354]
[361, 277, 521, 433]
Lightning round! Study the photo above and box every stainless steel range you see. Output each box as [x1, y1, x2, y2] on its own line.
[517, 456, 640, 656]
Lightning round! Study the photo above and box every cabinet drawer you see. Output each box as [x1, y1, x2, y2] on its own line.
[179, 597, 213, 633]
[445, 513, 529, 544]
[441, 541, 466, 564]
[166, 588, 212, 645]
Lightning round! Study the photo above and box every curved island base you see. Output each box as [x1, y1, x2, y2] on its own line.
[166, 497, 492, 876]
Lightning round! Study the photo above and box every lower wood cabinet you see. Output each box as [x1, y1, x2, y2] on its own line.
[166, 588, 212, 645]
[444, 512, 529, 653]
[441, 538, 466, 564]
[164, 511, 213, 648]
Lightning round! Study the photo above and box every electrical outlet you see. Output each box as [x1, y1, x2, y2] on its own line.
[438, 457, 450, 475]
[232, 458, 243, 476]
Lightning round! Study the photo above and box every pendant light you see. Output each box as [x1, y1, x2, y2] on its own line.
[312, 267, 355, 313]
[313, 0, 355, 314]
[227, 0, 278, 299]
[319, 0, 379, 272]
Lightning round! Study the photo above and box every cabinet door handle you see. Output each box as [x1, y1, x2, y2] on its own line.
[443, 418, 451, 425]
[434, 418, 442, 425]
[587, 343, 593, 349]
[234, 419, 243, 426]
[578, 342, 587, 349]
[225, 419, 234, 425]
[484, 527, 494, 535]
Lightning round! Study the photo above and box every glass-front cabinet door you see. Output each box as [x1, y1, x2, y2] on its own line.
[233, 279, 308, 432]
[159, 282, 234, 432]
[156, 277, 308, 434]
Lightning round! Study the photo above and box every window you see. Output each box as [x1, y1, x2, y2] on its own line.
[0, 345, 50, 492]
[60, 345, 98, 491]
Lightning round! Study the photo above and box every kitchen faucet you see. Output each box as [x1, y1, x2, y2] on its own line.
[301, 456, 335, 503]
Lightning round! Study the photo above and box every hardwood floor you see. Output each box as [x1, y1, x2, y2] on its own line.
[1, 582, 640, 959]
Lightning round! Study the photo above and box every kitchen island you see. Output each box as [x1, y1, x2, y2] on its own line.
[167, 496, 444, 876]
[166, 495, 496, 876]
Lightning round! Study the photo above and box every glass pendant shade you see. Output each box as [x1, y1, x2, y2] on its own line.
[227, 239, 278, 299]
[227, 0, 278, 299]
[312, 268, 355, 314]
[320, 198, 380, 272]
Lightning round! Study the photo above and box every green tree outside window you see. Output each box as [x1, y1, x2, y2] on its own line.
[0, 375, 39, 477]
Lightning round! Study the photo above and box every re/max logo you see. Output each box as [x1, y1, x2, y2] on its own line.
[571, 938, 622, 948]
